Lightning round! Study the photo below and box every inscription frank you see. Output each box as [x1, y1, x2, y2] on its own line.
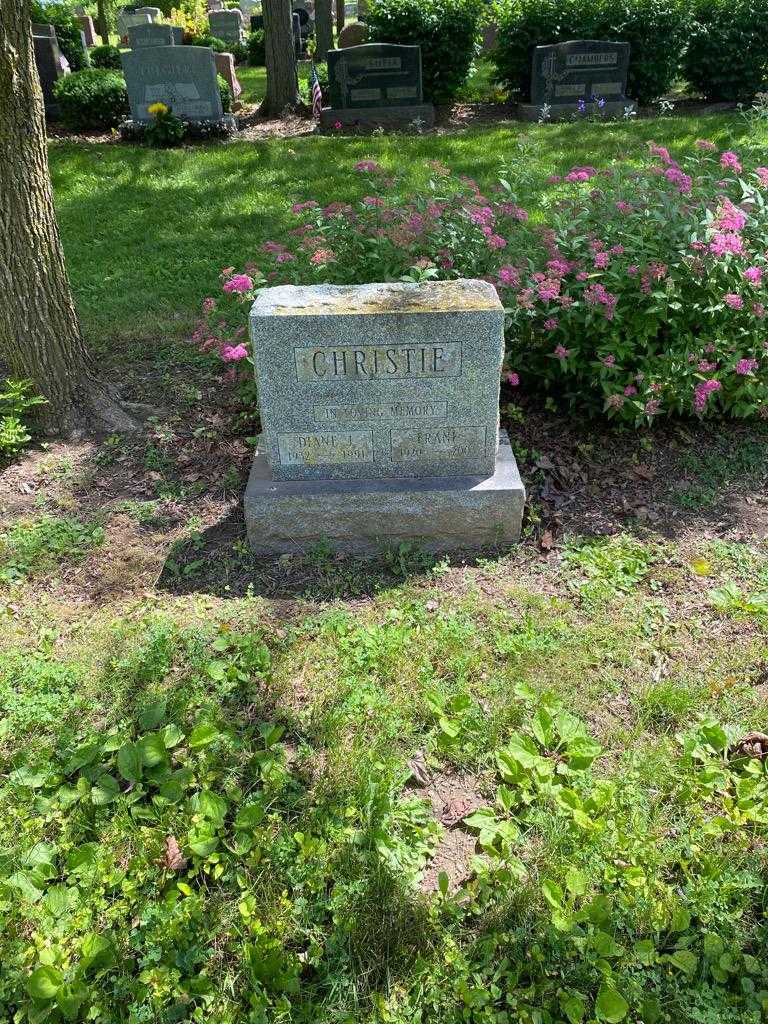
[295, 343, 461, 381]
[277, 430, 373, 466]
[391, 425, 487, 462]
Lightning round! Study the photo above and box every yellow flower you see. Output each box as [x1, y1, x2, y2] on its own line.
[148, 102, 169, 117]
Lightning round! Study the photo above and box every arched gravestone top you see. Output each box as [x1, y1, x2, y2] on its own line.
[530, 39, 630, 106]
[328, 41, 422, 108]
[121, 45, 224, 121]
[293, 5, 310, 26]
[337, 21, 368, 48]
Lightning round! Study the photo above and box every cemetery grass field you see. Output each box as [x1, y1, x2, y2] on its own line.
[1, 116, 768, 1021]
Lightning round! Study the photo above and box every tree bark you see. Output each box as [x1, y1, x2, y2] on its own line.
[259, 0, 300, 116]
[335, 0, 345, 33]
[0, 0, 136, 435]
[96, 0, 110, 46]
[314, 0, 333, 61]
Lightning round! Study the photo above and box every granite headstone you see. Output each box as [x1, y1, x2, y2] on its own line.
[244, 280, 524, 553]
[135, 6, 162, 20]
[321, 42, 434, 129]
[128, 22, 175, 47]
[121, 45, 224, 121]
[77, 14, 98, 46]
[337, 21, 368, 47]
[519, 39, 634, 121]
[208, 9, 244, 45]
[250, 13, 264, 31]
[215, 51, 242, 101]
[33, 28, 71, 116]
[117, 9, 151, 39]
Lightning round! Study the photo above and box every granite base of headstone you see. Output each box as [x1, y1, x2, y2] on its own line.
[517, 40, 635, 121]
[33, 28, 71, 117]
[320, 42, 434, 130]
[77, 14, 97, 46]
[244, 280, 525, 555]
[128, 22, 175, 47]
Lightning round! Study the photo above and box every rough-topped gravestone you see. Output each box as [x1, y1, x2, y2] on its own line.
[337, 21, 368, 47]
[77, 13, 97, 46]
[129, 22, 175, 47]
[244, 280, 525, 554]
[208, 9, 244, 45]
[321, 42, 434, 130]
[519, 40, 634, 121]
[121, 45, 224, 121]
[207, 0, 224, 9]
[215, 51, 242, 102]
[135, 6, 162, 20]
[240, 0, 260, 16]
[117, 9, 151, 39]
[33, 28, 70, 116]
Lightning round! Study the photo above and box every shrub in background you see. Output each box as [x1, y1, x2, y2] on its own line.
[230, 40, 249, 65]
[217, 74, 232, 112]
[90, 43, 123, 70]
[186, 32, 228, 52]
[492, 0, 691, 105]
[53, 68, 129, 129]
[684, 0, 768, 101]
[200, 145, 768, 425]
[300, 61, 328, 104]
[30, 1, 90, 71]
[248, 29, 265, 65]
[366, 0, 484, 104]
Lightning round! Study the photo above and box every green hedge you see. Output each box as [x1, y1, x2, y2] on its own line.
[53, 68, 128, 129]
[248, 29, 265, 66]
[684, 0, 768, 100]
[367, 0, 484, 104]
[492, 0, 691, 105]
[31, 1, 89, 72]
[90, 44, 123, 71]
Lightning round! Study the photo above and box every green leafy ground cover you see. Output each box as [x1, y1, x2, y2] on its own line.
[0, 114, 767, 1022]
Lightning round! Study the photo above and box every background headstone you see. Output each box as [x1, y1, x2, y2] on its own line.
[215, 51, 242, 101]
[239, 0, 260, 18]
[135, 6, 161, 21]
[117, 9, 151, 38]
[244, 280, 524, 553]
[31, 22, 56, 37]
[121, 45, 224, 121]
[208, 9, 244, 45]
[519, 39, 634, 121]
[337, 21, 368, 47]
[322, 42, 434, 129]
[207, 0, 224, 9]
[250, 13, 264, 31]
[76, 14, 97, 46]
[292, 12, 301, 58]
[128, 21, 174, 47]
[171, 26, 184, 44]
[33, 29, 70, 116]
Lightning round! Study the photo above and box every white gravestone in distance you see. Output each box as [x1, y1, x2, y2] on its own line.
[244, 280, 525, 554]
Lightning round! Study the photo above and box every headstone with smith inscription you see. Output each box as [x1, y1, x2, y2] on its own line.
[128, 21, 175, 47]
[519, 39, 634, 121]
[208, 9, 244, 45]
[244, 280, 525, 555]
[320, 42, 434, 130]
[121, 45, 226, 121]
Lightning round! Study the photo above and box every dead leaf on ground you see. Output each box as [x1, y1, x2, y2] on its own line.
[408, 750, 432, 788]
[439, 794, 482, 828]
[163, 835, 187, 870]
[729, 732, 768, 761]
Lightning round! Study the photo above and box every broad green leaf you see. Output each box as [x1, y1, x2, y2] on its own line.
[28, 965, 63, 1001]
[560, 991, 586, 1024]
[670, 907, 691, 932]
[162, 724, 184, 748]
[634, 938, 656, 964]
[64, 742, 100, 774]
[592, 931, 624, 957]
[437, 871, 450, 896]
[23, 842, 57, 868]
[192, 790, 228, 827]
[565, 868, 587, 896]
[235, 802, 265, 830]
[668, 949, 698, 975]
[595, 985, 629, 1022]
[79, 933, 115, 974]
[41, 886, 71, 918]
[56, 981, 88, 1021]
[542, 879, 563, 909]
[117, 742, 142, 784]
[532, 707, 554, 748]
[91, 775, 120, 806]
[189, 722, 220, 748]
[6, 871, 44, 903]
[10, 766, 47, 789]
[67, 844, 98, 873]
[703, 933, 724, 960]
[138, 732, 166, 767]
[138, 700, 166, 730]
[640, 996, 662, 1024]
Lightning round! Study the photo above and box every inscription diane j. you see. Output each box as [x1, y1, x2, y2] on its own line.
[295, 343, 461, 381]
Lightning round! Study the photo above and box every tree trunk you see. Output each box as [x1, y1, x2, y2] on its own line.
[335, 0, 345, 34]
[96, 0, 110, 45]
[314, 0, 333, 61]
[0, 0, 136, 435]
[259, 0, 300, 116]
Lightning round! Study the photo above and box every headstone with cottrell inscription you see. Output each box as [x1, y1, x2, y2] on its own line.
[518, 39, 634, 121]
[244, 280, 525, 555]
[121, 45, 227, 122]
[320, 42, 434, 130]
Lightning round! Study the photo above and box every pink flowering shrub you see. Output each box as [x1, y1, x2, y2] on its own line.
[197, 145, 768, 424]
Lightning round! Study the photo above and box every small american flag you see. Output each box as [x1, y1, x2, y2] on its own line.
[310, 64, 323, 119]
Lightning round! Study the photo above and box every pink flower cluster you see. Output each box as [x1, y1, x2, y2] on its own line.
[694, 378, 722, 412]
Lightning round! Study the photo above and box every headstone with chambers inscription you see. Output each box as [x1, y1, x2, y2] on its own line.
[121, 45, 229, 123]
[320, 42, 434, 130]
[518, 39, 634, 121]
[244, 280, 525, 555]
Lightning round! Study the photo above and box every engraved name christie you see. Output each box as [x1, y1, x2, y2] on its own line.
[295, 343, 461, 381]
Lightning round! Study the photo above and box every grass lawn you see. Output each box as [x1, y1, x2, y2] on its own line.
[1, 113, 768, 1021]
